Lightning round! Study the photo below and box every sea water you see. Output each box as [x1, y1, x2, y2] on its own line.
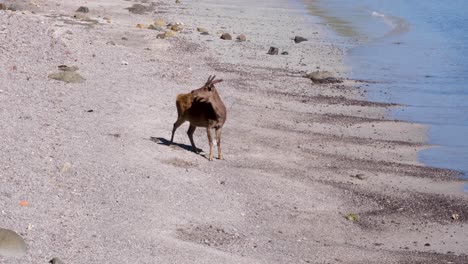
[302, 0, 468, 180]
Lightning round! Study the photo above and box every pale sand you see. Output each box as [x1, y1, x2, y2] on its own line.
[0, 0, 467, 263]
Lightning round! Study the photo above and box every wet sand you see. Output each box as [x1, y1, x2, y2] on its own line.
[0, 0, 467, 263]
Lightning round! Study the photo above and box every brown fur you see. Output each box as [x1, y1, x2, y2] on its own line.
[170, 76, 227, 160]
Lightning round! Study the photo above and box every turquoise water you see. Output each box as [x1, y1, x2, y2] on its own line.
[305, 0, 468, 178]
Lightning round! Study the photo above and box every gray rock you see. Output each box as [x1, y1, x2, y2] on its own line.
[76, 6, 89, 13]
[267, 47, 279, 55]
[294, 36, 308, 43]
[58, 65, 79, 72]
[200, 32, 209, 36]
[236, 34, 246, 42]
[49, 257, 65, 264]
[281, 51, 289, 55]
[305, 71, 342, 84]
[220, 33, 232, 40]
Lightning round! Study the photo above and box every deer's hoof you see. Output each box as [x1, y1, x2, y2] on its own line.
[218, 155, 224, 160]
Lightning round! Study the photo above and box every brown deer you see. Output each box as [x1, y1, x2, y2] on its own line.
[170, 75, 227, 161]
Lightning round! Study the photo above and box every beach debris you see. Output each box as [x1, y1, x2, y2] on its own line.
[294, 36, 308, 43]
[267, 47, 279, 55]
[19, 201, 29, 207]
[0, 228, 26, 257]
[154, 19, 166, 27]
[451, 213, 460, 220]
[197, 27, 208, 33]
[281, 51, 289, 55]
[236, 34, 247, 42]
[60, 162, 73, 174]
[220, 33, 232, 40]
[75, 6, 89, 13]
[49, 257, 65, 264]
[304, 70, 342, 84]
[345, 213, 359, 222]
[157, 30, 177, 39]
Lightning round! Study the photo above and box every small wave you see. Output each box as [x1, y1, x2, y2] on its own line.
[371, 10, 410, 37]
[371, 11, 385, 18]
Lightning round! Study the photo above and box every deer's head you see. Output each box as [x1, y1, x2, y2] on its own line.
[191, 75, 223, 101]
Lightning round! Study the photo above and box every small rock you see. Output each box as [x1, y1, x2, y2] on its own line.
[345, 213, 359, 222]
[294, 36, 308, 43]
[424, 243, 431, 247]
[106, 41, 116, 45]
[157, 30, 176, 39]
[49, 257, 65, 264]
[0, 4, 7, 10]
[197, 27, 208, 33]
[220, 33, 232, 40]
[281, 51, 289, 55]
[136, 23, 146, 29]
[175, 0, 181, 3]
[0, 228, 26, 257]
[305, 71, 342, 84]
[154, 19, 166, 27]
[60, 162, 73, 173]
[451, 214, 460, 220]
[267, 47, 279, 55]
[171, 24, 183, 32]
[121, 61, 129, 65]
[76, 6, 89, 13]
[236, 34, 246, 42]
[200, 32, 209, 36]
[48, 72, 85, 83]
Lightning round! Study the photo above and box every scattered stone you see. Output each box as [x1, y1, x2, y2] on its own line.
[87, 109, 94, 113]
[171, 24, 183, 32]
[154, 19, 166, 27]
[281, 51, 289, 55]
[121, 61, 129, 65]
[58, 65, 78, 72]
[220, 33, 232, 40]
[200, 32, 209, 36]
[236, 34, 246, 42]
[350, 174, 366, 180]
[0, 4, 6, 10]
[175, 0, 181, 3]
[197, 27, 208, 33]
[451, 213, 460, 220]
[60, 162, 73, 173]
[267, 47, 279, 55]
[136, 23, 146, 29]
[106, 41, 116, 45]
[424, 243, 431, 247]
[121, 37, 128, 41]
[294, 36, 308, 43]
[304, 71, 342, 84]
[0, 228, 26, 258]
[49, 257, 65, 264]
[157, 30, 176, 39]
[76, 6, 89, 13]
[48, 72, 85, 83]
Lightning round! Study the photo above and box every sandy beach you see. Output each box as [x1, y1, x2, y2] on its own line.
[1, 0, 467, 263]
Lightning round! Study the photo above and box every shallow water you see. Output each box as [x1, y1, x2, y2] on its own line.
[303, 0, 468, 180]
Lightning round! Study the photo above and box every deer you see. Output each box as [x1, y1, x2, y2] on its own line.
[170, 75, 227, 161]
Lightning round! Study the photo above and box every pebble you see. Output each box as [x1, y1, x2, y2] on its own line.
[236, 34, 246, 42]
[76, 6, 89, 13]
[220, 33, 232, 40]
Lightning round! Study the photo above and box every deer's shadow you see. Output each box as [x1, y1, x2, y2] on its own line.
[151, 137, 203, 154]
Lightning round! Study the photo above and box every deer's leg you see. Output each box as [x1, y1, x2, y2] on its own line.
[215, 127, 223, 160]
[170, 118, 185, 144]
[187, 124, 198, 153]
[206, 127, 214, 161]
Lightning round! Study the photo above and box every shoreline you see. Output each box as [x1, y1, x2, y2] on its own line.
[1, 0, 467, 263]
